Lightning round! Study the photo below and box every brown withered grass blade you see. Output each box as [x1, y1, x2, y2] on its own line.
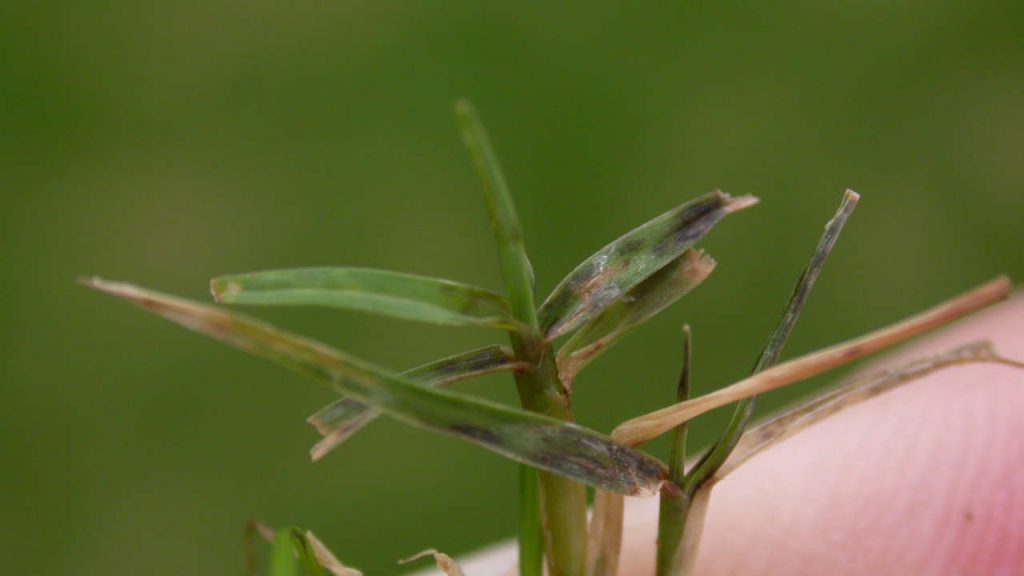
[584, 490, 625, 576]
[711, 340, 1024, 481]
[613, 276, 1011, 446]
[305, 531, 364, 576]
[668, 341, 1024, 576]
[82, 277, 667, 495]
[557, 250, 715, 386]
[308, 346, 525, 461]
[399, 549, 465, 576]
[538, 191, 756, 340]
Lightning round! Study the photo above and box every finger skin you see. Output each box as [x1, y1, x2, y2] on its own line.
[415, 293, 1024, 575]
[632, 292, 1024, 575]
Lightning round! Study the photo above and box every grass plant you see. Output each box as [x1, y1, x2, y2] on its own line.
[83, 101, 1019, 576]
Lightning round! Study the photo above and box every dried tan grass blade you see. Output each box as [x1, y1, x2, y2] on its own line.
[612, 276, 1011, 446]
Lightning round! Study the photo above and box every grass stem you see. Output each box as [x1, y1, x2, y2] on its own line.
[655, 325, 693, 575]
[456, 99, 587, 576]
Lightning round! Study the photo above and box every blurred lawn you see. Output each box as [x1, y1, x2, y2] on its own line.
[2, 2, 1022, 574]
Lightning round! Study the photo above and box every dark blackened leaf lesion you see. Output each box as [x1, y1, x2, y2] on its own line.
[538, 191, 756, 340]
[557, 249, 716, 386]
[307, 346, 525, 460]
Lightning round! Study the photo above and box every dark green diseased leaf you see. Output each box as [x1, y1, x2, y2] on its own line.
[538, 191, 756, 340]
[684, 190, 859, 493]
[211, 267, 521, 331]
[307, 346, 525, 461]
[83, 278, 668, 496]
[557, 250, 715, 386]
[269, 528, 324, 576]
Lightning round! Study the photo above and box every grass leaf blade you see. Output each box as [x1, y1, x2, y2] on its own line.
[557, 250, 715, 385]
[307, 346, 523, 460]
[84, 278, 667, 495]
[655, 326, 694, 576]
[269, 528, 324, 576]
[211, 267, 519, 330]
[612, 275, 1011, 447]
[538, 191, 756, 340]
[455, 99, 538, 326]
[684, 190, 859, 491]
[712, 341, 1024, 482]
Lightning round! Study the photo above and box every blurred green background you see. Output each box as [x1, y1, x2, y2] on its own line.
[2, 2, 1022, 574]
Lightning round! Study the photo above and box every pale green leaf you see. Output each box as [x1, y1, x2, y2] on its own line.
[212, 267, 519, 330]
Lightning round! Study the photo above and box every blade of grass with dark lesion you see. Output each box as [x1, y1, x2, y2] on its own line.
[307, 346, 527, 461]
[456, 99, 584, 576]
[558, 250, 715, 387]
[83, 277, 668, 496]
[684, 189, 860, 494]
[600, 190, 858, 576]
[589, 189, 851, 573]
[538, 191, 757, 341]
[211, 267, 522, 331]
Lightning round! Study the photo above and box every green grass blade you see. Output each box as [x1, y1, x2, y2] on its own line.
[557, 250, 715, 385]
[538, 191, 757, 340]
[455, 99, 538, 326]
[269, 528, 324, 576]
[655, 326, 693, 576]
[83, 278, 667, 495]
[307, 346, 523, 460]
[211, 267, 520, 331]
[684, 190, 859, 494]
